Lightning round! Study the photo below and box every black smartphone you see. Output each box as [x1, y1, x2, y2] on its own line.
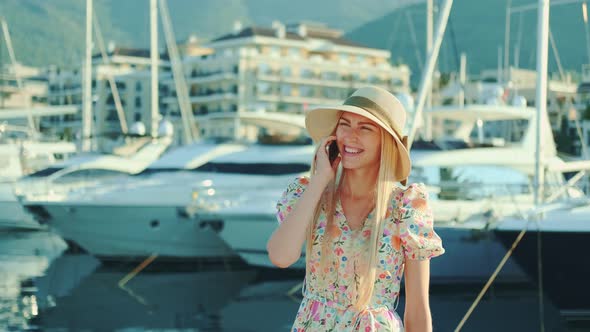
[328, 141, 339, 164]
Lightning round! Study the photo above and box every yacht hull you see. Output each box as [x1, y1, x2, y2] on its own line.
[25, 203, 238, 261]
[495, 219, 590, 310]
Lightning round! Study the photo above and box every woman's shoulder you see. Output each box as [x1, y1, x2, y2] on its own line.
[389, 182, 428, 204]
[401, 182, 428, 199]
[386, 182, 430, 220]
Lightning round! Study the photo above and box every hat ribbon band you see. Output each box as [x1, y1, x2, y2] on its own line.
[342, 96, 403, 140]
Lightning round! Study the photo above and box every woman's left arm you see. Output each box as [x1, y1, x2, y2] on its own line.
[397, 183, 444, 332]
[404, 259, 432, 332]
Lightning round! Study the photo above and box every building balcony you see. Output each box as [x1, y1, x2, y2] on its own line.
[257, 73, 391, 90]
[257, 93, 341, 106]
[162, 91, 238, 104]
[160, 71, 238, 84]
[189, 92, 237, 103]
[47, 87, 83, 97]
[185, 72, 238, 84]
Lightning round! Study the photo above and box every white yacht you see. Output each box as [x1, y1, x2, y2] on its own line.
[21, 141, 251, 261]
[5, 137, 171, 231]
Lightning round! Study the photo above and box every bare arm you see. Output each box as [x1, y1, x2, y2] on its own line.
[266, 136, 340, 268]
[404, 259, 433, 332]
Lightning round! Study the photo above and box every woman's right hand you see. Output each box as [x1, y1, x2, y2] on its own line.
[313, 136, 341, 183]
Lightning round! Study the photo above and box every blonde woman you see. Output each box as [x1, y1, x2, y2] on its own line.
[267, 86, 445, 331]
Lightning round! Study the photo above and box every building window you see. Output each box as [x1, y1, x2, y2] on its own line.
[301, 68, 314, 79]
[300, 86, 313, 97]
[322, 87, 341, 99]
[134, 112, 142, 121]
[270, 46, 281, 57]
[257, 82, 272, 95]
[135, 82, 142, 91]
[106, 110, 118, 121]
[280, 84, 292, 96]
[322, 71, 339, 81]
[135, 97, 141, 108]
[258, 63, 272, 75]
[280, 67, 291, 76]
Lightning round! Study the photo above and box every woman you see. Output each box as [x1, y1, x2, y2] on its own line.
[267, 86, 444, 331]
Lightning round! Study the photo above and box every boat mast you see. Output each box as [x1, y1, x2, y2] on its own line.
[150, 0, 159, 139]
[534, 0, 550, 206]
[408, 0, 454, 148]
[82, 0, 93, 151]
[424, 0, 434, 141]
[159, 0, 197, 144]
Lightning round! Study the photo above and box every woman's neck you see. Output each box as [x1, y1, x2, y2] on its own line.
[340, 167, 379, 200]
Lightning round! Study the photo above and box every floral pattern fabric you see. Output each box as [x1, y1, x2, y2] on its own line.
[276, 177, 445, 331]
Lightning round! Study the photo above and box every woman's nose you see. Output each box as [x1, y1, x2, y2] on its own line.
[342, 130, 360, 143]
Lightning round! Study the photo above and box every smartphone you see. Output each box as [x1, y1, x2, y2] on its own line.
[328, 141, 339, 164]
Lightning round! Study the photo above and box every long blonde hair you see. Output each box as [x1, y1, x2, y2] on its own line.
[306, 129, 397, 310]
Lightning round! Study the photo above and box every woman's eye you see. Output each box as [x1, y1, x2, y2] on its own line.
[361, 126, 373, 131]
[338, 122, 350, 127]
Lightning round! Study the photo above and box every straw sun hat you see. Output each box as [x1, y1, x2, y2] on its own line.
[304, 86, 411, 183]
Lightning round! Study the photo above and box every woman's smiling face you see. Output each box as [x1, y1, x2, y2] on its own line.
[335, 112, 382, 171]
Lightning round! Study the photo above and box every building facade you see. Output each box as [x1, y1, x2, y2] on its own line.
[162, 21, 411, 140]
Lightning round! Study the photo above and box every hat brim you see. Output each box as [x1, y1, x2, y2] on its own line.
[305, 105, 411, 182]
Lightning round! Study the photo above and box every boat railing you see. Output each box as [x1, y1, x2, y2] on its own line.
[14, 168, 128, 201]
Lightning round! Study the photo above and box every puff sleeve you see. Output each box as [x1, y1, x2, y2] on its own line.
[276, 176, 310, 224]
[396, 183, 445, 260]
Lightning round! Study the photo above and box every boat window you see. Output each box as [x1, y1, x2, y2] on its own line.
[24, 167, 63, 178]
[134, 168, 180, 176]
[136, 163, 310, 176]
[53, 169, 128, 184]
[194, 162, 310, 175]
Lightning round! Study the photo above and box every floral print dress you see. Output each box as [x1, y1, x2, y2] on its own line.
[276, 177, 445, 331]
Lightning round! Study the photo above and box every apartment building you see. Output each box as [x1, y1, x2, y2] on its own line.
[163, 21, 411, 140]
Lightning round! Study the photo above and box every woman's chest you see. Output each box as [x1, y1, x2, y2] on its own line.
[311, 212, 405, 274]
